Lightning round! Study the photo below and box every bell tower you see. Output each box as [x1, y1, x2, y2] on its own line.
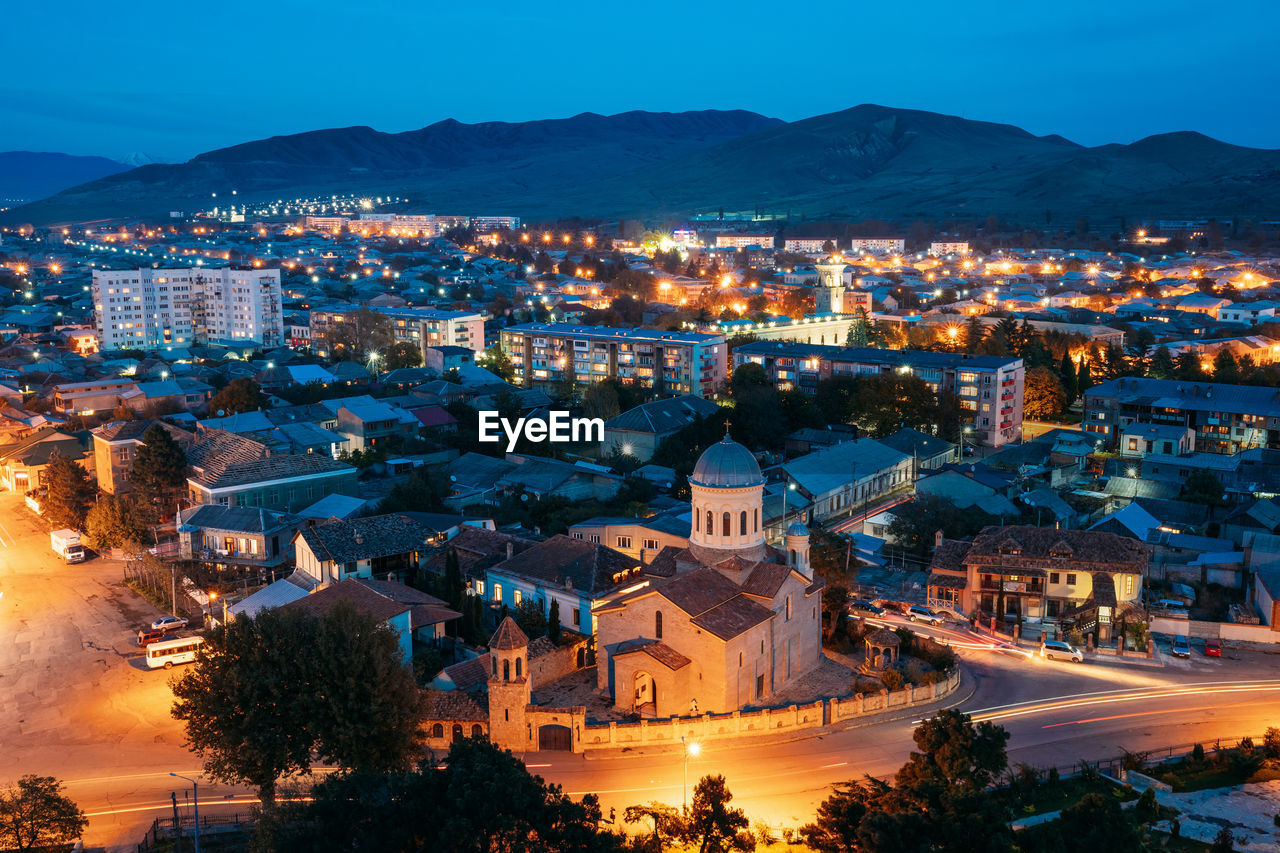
[785, 522, 812, 578]
[814, 256, 847, 314]
[486, 617, 530, 751]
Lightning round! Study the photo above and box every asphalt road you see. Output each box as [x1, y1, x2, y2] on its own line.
[2, 490, 1277, 850]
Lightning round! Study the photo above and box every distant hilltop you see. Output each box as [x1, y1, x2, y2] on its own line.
[4, 105, 1280, 225]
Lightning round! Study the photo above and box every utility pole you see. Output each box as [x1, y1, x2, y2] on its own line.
[171, 791, 182, 853]
[171, 564, 178, 616]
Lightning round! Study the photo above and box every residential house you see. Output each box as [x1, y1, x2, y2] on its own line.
[782, 438, 913, 526]
[568, 512, 691, 563]
[1119, 424, 1196, 459]
[91, 419, 193, 494]
[185, 428, 358, 512]
[176, 504, 300, 574]
[601, 395, 721, 462]
[334, 402, 418, 451]
[293, 513, 441, 588]
[0, 427, 93, 492]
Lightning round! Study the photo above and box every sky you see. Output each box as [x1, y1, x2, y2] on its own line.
[4, 0, 1279, 163]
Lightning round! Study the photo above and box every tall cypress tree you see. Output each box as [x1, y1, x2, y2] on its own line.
[130, 424, 187, 522]
[548, 599, 561, 643]
[443, 548, 464, 610]
[1059, 350, 1078, 401]
[1076, 358, 1093, 394]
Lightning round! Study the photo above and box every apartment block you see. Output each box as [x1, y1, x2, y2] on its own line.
[501, 323, 727, 398]
[733, 341, 1025, 446]
[92, 267, 283, 351]
[714, 233, 775, 249]
[849, 238, 905, 254]
[309, 305, 485, 358]
[782, 238, 836, 253]
[1084, 377, 1280, 453]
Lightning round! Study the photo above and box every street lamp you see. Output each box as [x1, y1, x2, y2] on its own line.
[169, 772, 201, 853]
[682, 737, 701, 812]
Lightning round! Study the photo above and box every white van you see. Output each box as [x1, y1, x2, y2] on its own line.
[145, 636, 204, 669]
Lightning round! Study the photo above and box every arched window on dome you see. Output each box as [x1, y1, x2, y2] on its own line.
[706, 510, 713, 534]
[754, 508, 759, 532]
[740, 511, 747, 535]
[722, 512, 731, 537]
[515, 657, 522, 678]
[695, 510, 700, 532]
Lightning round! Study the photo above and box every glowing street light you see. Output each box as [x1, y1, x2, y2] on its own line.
[682, 736, 701, 811]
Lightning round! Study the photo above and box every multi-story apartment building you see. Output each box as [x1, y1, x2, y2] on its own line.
[1084, 377, 1280, 453]
[501, 324, 727, 398]
[308, 305, 485, 359]
[469, 215, 521, 230]
[929, 241, 971, 255]
[302, 215, 347, 232]
[733, 341, 1025, 446]
[714, 233, 775, 249]
[782, 238, 836, 254]
[849, 238, 904, 254]
[92, 267, 283, 351]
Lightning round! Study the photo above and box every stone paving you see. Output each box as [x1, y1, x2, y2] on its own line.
[1152, 779, 1280, 852]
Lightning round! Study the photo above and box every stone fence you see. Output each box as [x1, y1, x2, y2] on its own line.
[579, 668, 960, 753]
[1149, 616, 1279, 643]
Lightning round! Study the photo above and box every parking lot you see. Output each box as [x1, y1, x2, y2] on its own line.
[0, 491, 193, 799]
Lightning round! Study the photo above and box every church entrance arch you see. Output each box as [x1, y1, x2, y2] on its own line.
[633, 670, 656, 715]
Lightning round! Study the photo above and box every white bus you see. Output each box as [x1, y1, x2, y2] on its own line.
[145, 636, 204, 669]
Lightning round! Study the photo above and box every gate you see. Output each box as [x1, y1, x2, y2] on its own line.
[538, 724, 572, 751]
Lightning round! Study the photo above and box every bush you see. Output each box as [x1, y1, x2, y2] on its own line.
[1134, 788, 1159, 825]
[1265, 727, 1280, 759]
[880, 669, 904, 690]
[1192, 743, 1206, 763]
[1239, 736, 1254, 751]
[902, 660, 928, 686]
[1047, 767, 1060, 786]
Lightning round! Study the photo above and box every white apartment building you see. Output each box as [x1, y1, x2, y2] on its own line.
[93, 268, 284, 352]
[929, 241, 971, 255]
[783, 238, 837, 254]
[470, 216, 521, 230]
[849, 238, 905, 254]
[715, 233, 775, 249]
[308, 306, 485, 358]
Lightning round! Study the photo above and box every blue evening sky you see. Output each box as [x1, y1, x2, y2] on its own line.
[3, 0, 1277, 162]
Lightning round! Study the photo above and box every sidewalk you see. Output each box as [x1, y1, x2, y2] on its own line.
[968, 623, 1165, 669]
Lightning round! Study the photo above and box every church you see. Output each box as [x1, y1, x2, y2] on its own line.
[593, 434, 825, 716]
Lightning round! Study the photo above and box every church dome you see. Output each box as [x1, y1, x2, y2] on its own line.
[691, 436, 764, 488]
[786, 521, 809, 537]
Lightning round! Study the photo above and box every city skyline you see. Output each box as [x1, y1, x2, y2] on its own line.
[5, 0, 1280, 160]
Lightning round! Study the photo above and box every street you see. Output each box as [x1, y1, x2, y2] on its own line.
[1, 489, 1278, 850]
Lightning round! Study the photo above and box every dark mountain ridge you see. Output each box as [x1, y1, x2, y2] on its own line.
[6, 105, 1279, 224]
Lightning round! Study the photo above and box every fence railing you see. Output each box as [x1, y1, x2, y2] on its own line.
[137, 812, 254, 852]
[1016, 734, 1265, 784]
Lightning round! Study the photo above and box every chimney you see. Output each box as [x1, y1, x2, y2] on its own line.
[506, 542, 514, 560]
[354, 533, 364, 545]
[934, 529, 944, 549]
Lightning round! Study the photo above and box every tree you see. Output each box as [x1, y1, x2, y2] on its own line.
[1175, 350, 1205, 380]
[680, 775, 753, 853]
[548, 598, 562, 643]
[1149, 345, 1175, 380]
[846, 308, 870, 347]
[888, 495, 1003, 559]
[442, 548, 464, 610]
[1023, 367, 1067, 420]
[513, 598, 549, 639]
[0, 775, 87, 853]
[207, 377, 265, 416]
[171, 604, 422, 804]
[383, 340, 423, 370]
[83, 493, 148, 550]
[963, 316, 985, 354]
[40, 451, 94, 531]
[1055, 792, 1142, 853]
[1058, 350, 1078, 401]
[625, 802, 685, 853]
[1181, 470, 1227, 506]
[1075, 358, 1093, 394]
[581, 380, 622, 421]
[1133, 787, 1160, 825]
[256, 738, 620, 853]
[1210, 827, 1236, 853]
[130, 424, 188, 522]
[1213, 347, 1241, 383]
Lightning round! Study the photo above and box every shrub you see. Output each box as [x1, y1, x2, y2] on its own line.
[1239, 736, 1254, 751]
[1134, 788, 1159, 825]
[1264, 728, 1280, 759]
[902, 660, 928, 686]
[1192, 743, 1206, 763]
[1121, 749, 1149, 771]
[880, 669, 904, 691]
[1047, 767, 1060, 786]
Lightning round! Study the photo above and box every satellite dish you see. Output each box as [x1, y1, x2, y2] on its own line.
[217, 409, 226, 417]
[520, 494, 529, 502]
[449, 475, 457, 482]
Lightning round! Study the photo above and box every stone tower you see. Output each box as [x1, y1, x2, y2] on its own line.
[688, 433, 767, 566]
[486, 616, 530, 751]
[785, 521, 811, 578]
[814, 257, 847, 314]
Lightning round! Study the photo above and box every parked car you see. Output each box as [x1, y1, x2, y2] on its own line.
[137, 628, 166, 647]
[1171, 635, 1192, 658]
[1040, 639, 1083, 663]
[906, 605, 944, 625]
[151, 615, 189, 632]
[1204, 638, 1222, 657]
[849, 600, 885, 616]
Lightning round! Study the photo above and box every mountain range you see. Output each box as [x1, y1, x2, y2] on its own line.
[5, 105, 1280, 225]
[0, 152, 133, 205]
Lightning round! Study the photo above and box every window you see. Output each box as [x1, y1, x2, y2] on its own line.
[471, 724, 483, 738]
[754, 508, 759, 531]
[572, 607, 581, 627]
[503, 659, 510, 681]
[491, 657, 497, 676]
[655, 611, 663, 639]
[431, 723, 444, 738]
[740, 511, 747, 535]
[515, 658, 522, 678]
[722, 512, 731, 536]
[1066, 573, 1077, 585]
[695, 511, 700, 532]
[1128, 438, 1138, 451]
[588, 534, 600, 544]
[493, 583, 502, 603]
[706, 510, 713, 533]
[475, 580, 485, 596]
[1049, 572, 1059, 584]
[514, 589, 522, 605]
[617, 536, 632, 549]
[643, 538, 659, 551]
[1124, 575, 1134, 596]
[739, 652, 743, 667]
[785, 595, 792, 621]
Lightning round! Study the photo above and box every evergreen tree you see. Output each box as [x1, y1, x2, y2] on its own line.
[1059, 350, 1078, 401]
[548, 599, 561, 643]
[963, 316, 985, 354]
[1213, 347, 1241, 383]
[1149, 345, 1175, 379]
[1076, 358, 1093, 395]
[443, 548, 464, 610]
[130, 424, 188, 522]
[41, 452, 94, 531]
[847, 308, 871, 347]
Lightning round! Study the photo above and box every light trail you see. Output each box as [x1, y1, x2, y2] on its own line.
[1040, 701, 1260, 729]
[970, 682, 1280, 724]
